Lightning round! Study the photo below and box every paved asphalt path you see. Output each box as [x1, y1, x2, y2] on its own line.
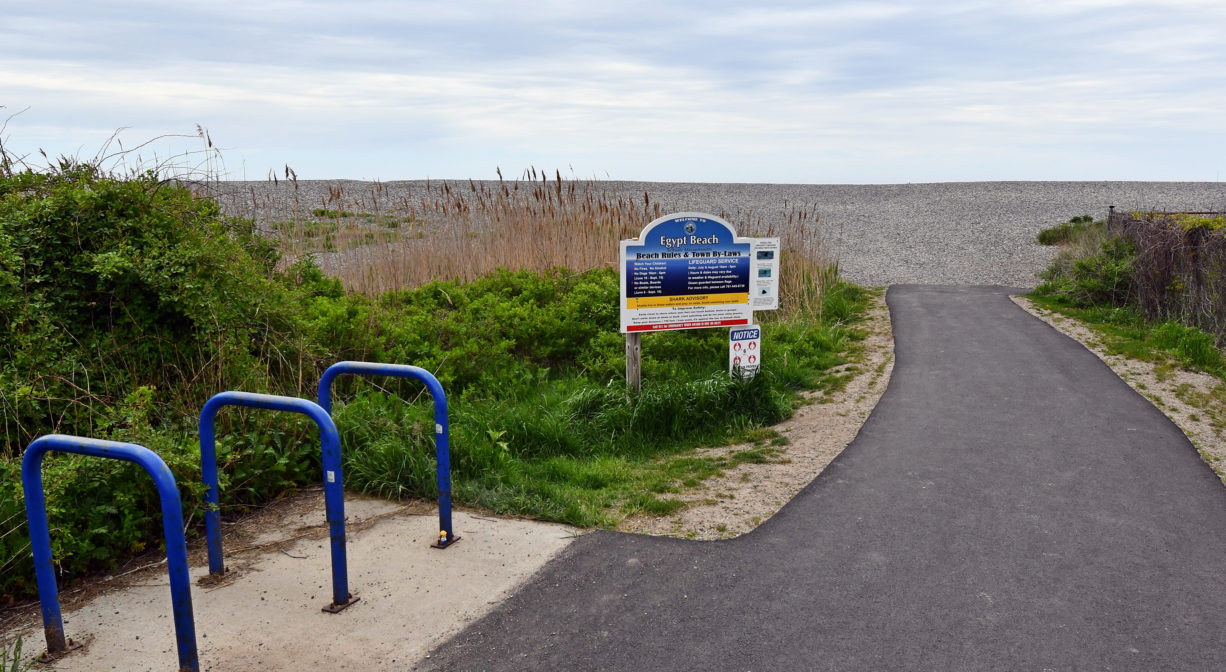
[419, 286, 1226, 671]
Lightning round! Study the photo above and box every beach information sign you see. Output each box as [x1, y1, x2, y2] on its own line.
[620, 213, 753, 333]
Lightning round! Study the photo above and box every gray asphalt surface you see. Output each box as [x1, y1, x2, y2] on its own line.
[417, 285, 1226, 671]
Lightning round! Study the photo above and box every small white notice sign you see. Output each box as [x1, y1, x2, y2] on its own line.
[750, 238, 780, 310]
[729, 325, 762, 379]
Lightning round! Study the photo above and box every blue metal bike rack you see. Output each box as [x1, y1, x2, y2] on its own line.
[199, 391, 356, 612]
[22, 435, 199, 671]
[318, 361, 458, 548]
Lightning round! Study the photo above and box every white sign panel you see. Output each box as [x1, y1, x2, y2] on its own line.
[750, 238, 780, 310]
[620, 213, 753, 333]
[729, 325, 762, 379]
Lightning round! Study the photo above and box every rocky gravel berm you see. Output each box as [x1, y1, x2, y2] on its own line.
[211, 180, 1226, 287]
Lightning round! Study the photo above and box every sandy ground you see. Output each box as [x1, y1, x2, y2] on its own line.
[1, 494, 578, 671]
[618, 292, 895, 539]
[1014, 296, 1226, 480]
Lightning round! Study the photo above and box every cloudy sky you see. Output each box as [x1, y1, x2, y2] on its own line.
[3, 1, 1224, 183]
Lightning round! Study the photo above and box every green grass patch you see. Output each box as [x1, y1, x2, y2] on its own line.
[331, 276, 871, 530]
[307, 208, 409, 229]
[1173, 382, 1226, 436]
[624, 493, 687, 516]
[1026, 293, 1226, 381]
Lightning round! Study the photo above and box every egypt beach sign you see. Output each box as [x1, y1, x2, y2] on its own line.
[619, 213, 753, 333]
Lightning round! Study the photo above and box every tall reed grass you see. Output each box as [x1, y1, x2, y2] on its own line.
[213, 168, 838, 315]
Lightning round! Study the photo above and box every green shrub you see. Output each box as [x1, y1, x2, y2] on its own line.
[0, 163, 331, 597]
[1031, 211, 1225, 380]
[0, 162, 302, 455]
[1037, 215, 1097, 245]
[1038, 235, 1135, 307]
[1070, 237, 1135, 306]
[308, 268, 621, 397]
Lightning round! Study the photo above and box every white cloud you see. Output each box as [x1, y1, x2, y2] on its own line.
[2, 1, 1224, 181]
[691, 3, 915, 34]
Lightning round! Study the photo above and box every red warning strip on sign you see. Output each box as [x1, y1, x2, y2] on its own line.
[626, 318, 750, 332]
